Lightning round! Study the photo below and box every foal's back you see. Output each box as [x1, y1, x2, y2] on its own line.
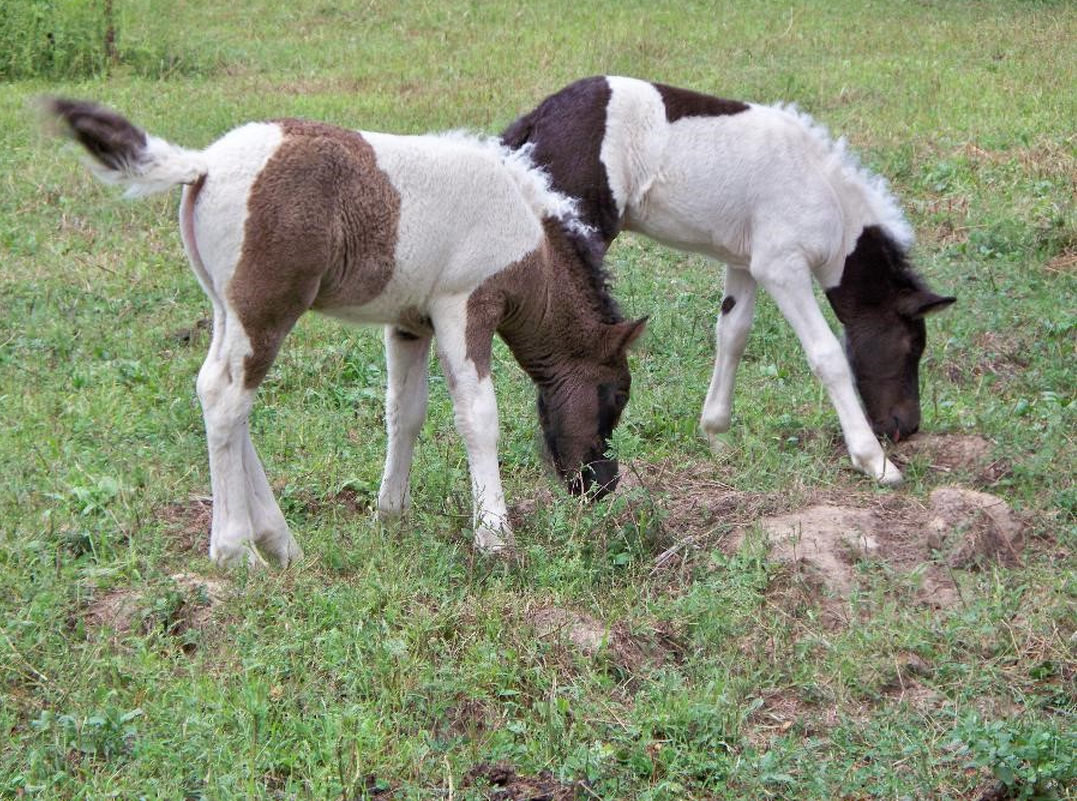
[191, 121, 552, 328]
[602, 78, 909, 282]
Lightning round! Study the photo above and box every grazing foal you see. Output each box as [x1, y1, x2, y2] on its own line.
[504, 76, 955, 485]
[48, 99, 645, 566]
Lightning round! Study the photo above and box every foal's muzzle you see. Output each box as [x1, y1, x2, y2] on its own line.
[873, 404, 921, 442]
[566, 455, 620, 500]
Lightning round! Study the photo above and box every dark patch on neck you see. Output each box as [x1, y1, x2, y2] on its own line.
[464, 218, 622, 384]
[825, 225, 922, 322]
[721, 295, 737, 314]
[501, 77, 621, 246]
[545, 218, 622, 325]
[652, 83, 749, 122]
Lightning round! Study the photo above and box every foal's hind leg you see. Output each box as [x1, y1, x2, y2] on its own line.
[377, 326, 433, 520]
[751, 252, 902, 485]
[700, 266, 758, 444]
[241, 424, 302, 566]
[198, 311, 303, 567]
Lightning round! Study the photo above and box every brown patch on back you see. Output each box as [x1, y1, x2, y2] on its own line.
[230, 120, 401, 387]
[653, 82, 749, 122]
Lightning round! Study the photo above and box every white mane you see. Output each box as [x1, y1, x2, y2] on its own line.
[434, 129, 592, 236]
[770, 103, 914, 249]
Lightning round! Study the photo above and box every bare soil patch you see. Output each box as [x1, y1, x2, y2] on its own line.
[730, 486, 1025, 615]
[925, 487, 1025, 568]
[526, 605, 679, 673]
[463, 762, 585, 800]
[84, 572, 229, 645]
[157, 497, 212, 555]
[895, 432, 1012, 485]
[745, 690, 860, 747]
[512, 452, 1027, 620]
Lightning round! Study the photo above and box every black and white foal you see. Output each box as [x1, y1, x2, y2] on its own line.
[504, 76, 955, 485]
[48, 100, 645, 565]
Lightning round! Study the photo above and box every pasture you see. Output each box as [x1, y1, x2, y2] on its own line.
[1, 0, 1074, 797]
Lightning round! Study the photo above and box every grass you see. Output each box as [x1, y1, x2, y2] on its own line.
[1, 0, 1075, 797]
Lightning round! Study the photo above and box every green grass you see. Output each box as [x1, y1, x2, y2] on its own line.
[2, 0, 1075, 797]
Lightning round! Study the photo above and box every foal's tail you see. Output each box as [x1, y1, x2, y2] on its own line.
[43, 98, 207, 197]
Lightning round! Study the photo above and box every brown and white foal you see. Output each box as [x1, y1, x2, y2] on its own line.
[504, 77, 956, 485]
[47, 100, 645, 566]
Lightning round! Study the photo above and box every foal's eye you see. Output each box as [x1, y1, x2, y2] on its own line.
[614, 391, 629, 410]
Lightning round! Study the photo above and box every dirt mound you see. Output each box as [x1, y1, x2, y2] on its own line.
[735, 486, 1025, 613]
[755, 505, 882, 596]
[892, 433, 1009, 484]
[463, 762, 584, 800]
[84, 588, 142, 634]
[84, 572, 229, 643]
[526, 605, 677, 672]
[925, 487, 1024, 568]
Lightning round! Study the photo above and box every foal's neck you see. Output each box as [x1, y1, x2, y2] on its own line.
[497, 222, 619, 385]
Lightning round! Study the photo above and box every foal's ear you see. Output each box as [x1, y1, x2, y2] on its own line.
[605, 317, 649, 356]
[899, 290, 957, 319]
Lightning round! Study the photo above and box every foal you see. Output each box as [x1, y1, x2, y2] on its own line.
[504, 76, 955, 485]
[48, 99, 645, 566]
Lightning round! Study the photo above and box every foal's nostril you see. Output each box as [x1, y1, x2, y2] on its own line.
[588, 471, 619, 500]
[566, 458, 619, 501]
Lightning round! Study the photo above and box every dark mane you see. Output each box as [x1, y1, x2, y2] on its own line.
[827, 225, 924, 318]
[548, 217, 623, 324]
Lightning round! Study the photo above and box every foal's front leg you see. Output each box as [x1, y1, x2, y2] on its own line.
[751, 252, 902, 485]
[700, 266, 758, 444]
[377, 326, 433, 520]
[429, 299, 512, 553]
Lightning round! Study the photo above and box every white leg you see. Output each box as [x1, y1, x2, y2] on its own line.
[198, 314, 302, 567]
[377, 326, 432, 520]
[700, 266, 758, 443]
[241, 426, 302, 566]
[751, 253, 902, 485]
[198, 340, 258, 568]
[430, 299, 512, 553]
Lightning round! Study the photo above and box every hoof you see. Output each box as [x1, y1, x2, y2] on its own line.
[474, 525, 513, 555]
[704, 430, 734, 454]
[258, 534, 304, 568]
[377, 488, 410, 522]
[876, 458, 904, 487]
[700, 415, 731, 439]
[209, 538, 253, 569]
[376, 504, 403, 524]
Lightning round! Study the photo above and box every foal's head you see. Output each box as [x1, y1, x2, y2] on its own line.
[529, 223, 646, 498]
[537, 318, 645, 498]
[827, 227, 955, 441]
